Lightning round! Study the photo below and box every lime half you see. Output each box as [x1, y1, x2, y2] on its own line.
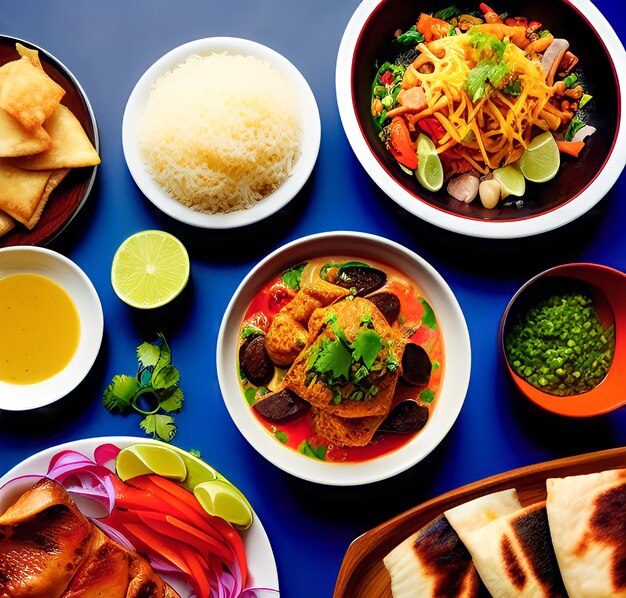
[193, 480, 254, 529]
[111, 230, 190, 309]
[493, 165, 526, 199]
[116, 444, 187, 482]
[417, 153, 444, 192]
[518, 132, 560, 183]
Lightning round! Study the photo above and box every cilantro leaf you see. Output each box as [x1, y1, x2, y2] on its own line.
[137, 341, 160, 370]
[565, 117, 586, 142]
[298, 440, 327, 460]
[140, 414, 177, 441]
[157, 387, 184, 412]
[394, 25, 426, 46]
[241, 325, 263, 339]
[351, 329, 384, 369]
[419, 298, 438, 330]
[420, 388, 436, 404]
[312, 338, 352, 381]
[152, 364, 180, 389]
[281, 262, 307, 290]
[103, 375, 140, 412]
[274, 430, 289, 444]
[189, 448, 202, 458]
[244, 386, 258, 406]
[434, 5, 460, 20]
[103, 333, 184, 443]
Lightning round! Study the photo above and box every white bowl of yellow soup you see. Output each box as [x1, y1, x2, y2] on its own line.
[0, 247, 103, 410]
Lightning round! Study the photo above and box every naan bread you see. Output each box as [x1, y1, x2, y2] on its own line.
[384, 514, 487, 598]
[546, 468, 626, 598]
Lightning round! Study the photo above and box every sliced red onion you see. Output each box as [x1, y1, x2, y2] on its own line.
[94, 443, 121, 467]
[92, 518, 136, 552]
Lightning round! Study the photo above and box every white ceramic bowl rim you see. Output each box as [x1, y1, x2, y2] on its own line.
[0, 246, 104, 410]
[122, 36, 321, 230]
[335, 0, 626, 239]
[216, 231, 471, 486]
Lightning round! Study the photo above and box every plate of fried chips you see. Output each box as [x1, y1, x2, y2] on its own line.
[0, 36, 100, 247]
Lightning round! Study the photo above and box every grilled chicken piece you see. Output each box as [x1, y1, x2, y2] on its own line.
[0, 478, 180, 598]
[62, 527, 130, 598]
[0, 478, 94, 598]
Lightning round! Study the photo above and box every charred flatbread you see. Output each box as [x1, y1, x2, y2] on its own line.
[546, 468, 626, 598]
[384, 514, 487, 597]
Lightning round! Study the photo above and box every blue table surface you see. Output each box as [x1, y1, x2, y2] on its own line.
[2, 1, 626, 596]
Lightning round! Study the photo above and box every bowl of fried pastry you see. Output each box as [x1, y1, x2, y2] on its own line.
[0, 37, 100, 246]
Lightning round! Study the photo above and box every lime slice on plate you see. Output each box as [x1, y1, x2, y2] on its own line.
[193, 479, 254, 529]
[518, 132, 560, 183]
[417, 153, 444, 192]
[116, 444, 187, 482]
[111, 230, 190, 309]
[493, 165, 526, 199]
[417, 133, 437, 161]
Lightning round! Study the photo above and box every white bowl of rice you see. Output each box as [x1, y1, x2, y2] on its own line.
[123, 37, 321, 229]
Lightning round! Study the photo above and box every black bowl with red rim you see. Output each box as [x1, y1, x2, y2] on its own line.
[336, 0, 626, 238]
[0, 35, 99, 248]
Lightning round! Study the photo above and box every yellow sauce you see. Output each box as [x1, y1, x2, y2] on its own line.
[0, 273, 80, 384]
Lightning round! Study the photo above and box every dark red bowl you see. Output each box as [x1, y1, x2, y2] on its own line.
[0, 35, 99, 248]
[336, 0, 626, 238]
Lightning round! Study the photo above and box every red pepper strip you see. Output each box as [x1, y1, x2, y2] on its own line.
[527, 21, 542, 33]
[126, 476, 215, 534]
[478, 3, 502, 23]
[380, 70, 393, 86]
[417, 117, 446, 145]
[556, 140, 585, 157]
[178, 543, 213, 598]
[135, 510, 232, 563]
[108, 474, 173, 514]
[389, 116, 418, 170]
[122, 521, 206, 595]
[131, 474, 249, 586]
[505, 16, 528, 28]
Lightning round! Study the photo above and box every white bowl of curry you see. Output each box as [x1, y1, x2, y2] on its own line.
[217, 231, 471, 486]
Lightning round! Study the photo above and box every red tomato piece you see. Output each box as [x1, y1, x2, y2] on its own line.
[389, 116, 418, 170]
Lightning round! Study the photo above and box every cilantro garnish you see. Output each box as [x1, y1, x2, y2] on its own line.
[305, 314, 397, 405]
[274, 430, 289, 444]
[419, 298, 438, 330]
[465, 29, 515, 101]
[298, 440, 327, 460]
[103, 333, 184, 442]
[420, 388, 436, 404]
[394, 25, 426, 46]
[281, 262, 307, 290]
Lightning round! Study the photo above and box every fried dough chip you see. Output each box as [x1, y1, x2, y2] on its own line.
[0, 210, 16, 238]
[0, 160, 51, 225]
[11, 105, 100, 170]
[26, 168, 70, 229]
[0, 57, 65, 130]
[0, 109, 51, 157]
[16, 43, 43, 70]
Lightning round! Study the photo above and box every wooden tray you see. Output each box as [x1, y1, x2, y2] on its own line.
[333, 447, 626, 597]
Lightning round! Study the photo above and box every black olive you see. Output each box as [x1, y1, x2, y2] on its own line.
[253, 389, 309, 422]
[367, 292, 401, 324]
[240, 335, 274, 386]
[401, 343, 432, 386]
[333, 266, 387, 296]
[379, 400, 429, 434]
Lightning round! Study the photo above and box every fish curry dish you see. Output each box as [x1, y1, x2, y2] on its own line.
[237, 257, 444, 463]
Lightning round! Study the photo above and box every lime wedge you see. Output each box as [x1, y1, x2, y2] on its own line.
[116, 444, 187, 482]
[111, 230, 190, 309]
[417, 133, 437, 161]
[518, 132, 560, 183]
[493, 165, 526, 199]
[193, 480, 254, 529]
[417, 152, 444, 192]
